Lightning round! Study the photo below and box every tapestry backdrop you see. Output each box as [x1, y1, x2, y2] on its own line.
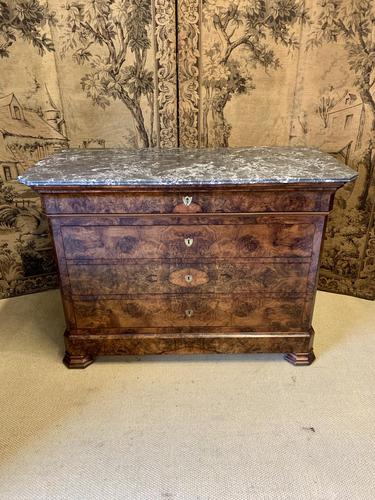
[177, 0, 375, 299]
[0, 0, 374, 300]
[0, 0, 177, 297]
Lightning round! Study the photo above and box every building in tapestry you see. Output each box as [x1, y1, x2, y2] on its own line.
[321, 90, 366, 164]
[0, 136, 20, 182]
[0, 90, 68, 181]
[81, 138, 106, 149]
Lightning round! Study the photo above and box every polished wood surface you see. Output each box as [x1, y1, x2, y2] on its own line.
[42, 188, 333, 214]
[72, 294, 307, 330]
[64, 329, 315, 360]
[67, 260, 310, 295]
[61, 220, 316, 259]
[35, 182, 344, 367]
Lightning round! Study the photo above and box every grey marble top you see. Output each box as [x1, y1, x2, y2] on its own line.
[18, 147, 357, 187]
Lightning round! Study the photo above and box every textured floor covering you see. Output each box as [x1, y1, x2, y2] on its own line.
[0, 290, 374, 500]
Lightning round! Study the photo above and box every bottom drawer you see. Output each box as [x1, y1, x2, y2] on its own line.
[73, 295, 307, 331]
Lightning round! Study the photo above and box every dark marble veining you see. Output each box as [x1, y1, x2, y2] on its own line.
[18, 147, 357, 187]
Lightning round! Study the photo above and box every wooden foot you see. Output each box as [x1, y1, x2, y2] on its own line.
[63, 352, 94, 369]
[284, 350, 315, 366]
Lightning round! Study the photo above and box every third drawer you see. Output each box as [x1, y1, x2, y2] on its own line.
[67, 260, 311, 296]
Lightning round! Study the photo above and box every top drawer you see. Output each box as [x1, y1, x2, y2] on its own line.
[42, 189, 331, 215]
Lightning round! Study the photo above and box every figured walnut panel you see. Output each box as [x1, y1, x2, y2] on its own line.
[72, 294, 307, 331]
[67, 260, 310, 295]
[42, 189, 331, 214]
[35, 180, 340, 366]
[61, 222, 316, 260]
[65, 331, 313, 357]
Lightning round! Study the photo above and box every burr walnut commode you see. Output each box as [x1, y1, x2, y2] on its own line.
[19, 147, 356, 368]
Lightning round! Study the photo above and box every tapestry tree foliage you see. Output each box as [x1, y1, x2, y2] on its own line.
[202, 0, 308, 147]
[308, 0, 375, 209]
[0, 0, 54, 58]
[316, 93, 336, 128]
[60, 0, 154, 148]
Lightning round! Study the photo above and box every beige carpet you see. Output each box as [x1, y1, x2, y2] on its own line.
[0, 290, 374, 500]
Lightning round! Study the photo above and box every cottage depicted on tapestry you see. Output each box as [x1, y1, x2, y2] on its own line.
[0, 90, 68, 182]
[322, 91, 366, 164]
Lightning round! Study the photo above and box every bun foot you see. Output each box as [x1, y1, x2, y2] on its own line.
[63, 352, 94, 369]
[284, 350, 315, 366]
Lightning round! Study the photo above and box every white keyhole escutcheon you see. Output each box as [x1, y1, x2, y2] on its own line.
[185, 309, 194, 317]
[183, 195, 193, 206]
[184, 237, 194, 247]
[185, 274, 193, 283]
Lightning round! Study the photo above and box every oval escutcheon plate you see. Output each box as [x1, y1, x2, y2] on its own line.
[169, 268, 209, 288]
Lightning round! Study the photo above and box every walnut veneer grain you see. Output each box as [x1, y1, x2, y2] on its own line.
[20, 150, 356, 368]
[67, 260, 310, 295]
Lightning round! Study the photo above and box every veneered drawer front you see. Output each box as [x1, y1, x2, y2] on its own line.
[43, 189, 330, 214]
[67, 260, 310, 295]
[62, 223, 315, 260]
[73, 295, 307, 331]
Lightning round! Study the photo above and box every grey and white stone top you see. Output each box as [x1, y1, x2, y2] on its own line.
[18, 147, 357, 187]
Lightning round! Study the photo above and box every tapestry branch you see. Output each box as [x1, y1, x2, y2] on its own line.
[0, 0, 55, 58]
[60, 0, 154, 148]
[203, 0, 307, 147]
[308, 0, 375, 210]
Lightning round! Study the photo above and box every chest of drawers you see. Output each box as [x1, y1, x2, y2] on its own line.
[19, 147, 356, 368]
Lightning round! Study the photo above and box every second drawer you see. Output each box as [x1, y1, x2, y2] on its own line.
[62, 222, 316, 260]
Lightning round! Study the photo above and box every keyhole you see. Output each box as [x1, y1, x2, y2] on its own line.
[185, 309, 194, 317]
[184, 237, 194, 247]
[183, 195, 192, 206]
[185, 274, 193, 283]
